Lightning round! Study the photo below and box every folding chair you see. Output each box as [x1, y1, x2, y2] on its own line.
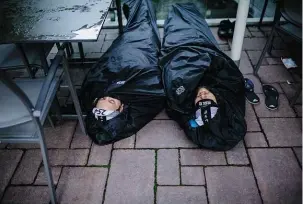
[0, 50, 86, 204]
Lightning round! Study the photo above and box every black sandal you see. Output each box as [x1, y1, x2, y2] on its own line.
[262, 85, 279, 110]
[244, 78, 260, 104]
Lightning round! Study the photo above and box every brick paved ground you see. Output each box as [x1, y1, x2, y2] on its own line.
[0, 27, 301, 204]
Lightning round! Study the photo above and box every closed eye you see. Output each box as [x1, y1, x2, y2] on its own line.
[109, 99, 115, 104]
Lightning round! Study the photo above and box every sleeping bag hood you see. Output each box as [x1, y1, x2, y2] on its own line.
[160, 3, 247, 151]
[80, 0, 165, 145]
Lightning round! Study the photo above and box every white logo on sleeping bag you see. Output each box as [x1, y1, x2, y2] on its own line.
[199, 101, 211, 106]
[176, 86, 185, 95]
[116, 81, 125, 85]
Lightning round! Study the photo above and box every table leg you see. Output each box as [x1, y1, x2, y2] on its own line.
[16, 44, 34, 78]
[231, 0, 250, 65]
[65, 44, 72, 58]
[258, 0, 269, 28]
[62, 55, 87, 135]
[39, 44, 49, 75]
[78, 42, 85, 61]
[56, 43, 61, 49]
[116, 0, 123, 34]
[68, 43, 74, 54]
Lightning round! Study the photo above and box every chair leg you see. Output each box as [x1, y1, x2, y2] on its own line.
[37, 121, 57, 204]
[65, 44, 72, 58]
[47, 115, 55, 128]
[254, 27, 276, 75]
[116, 0, 123, 34]
[39, 44, 49, 76]
[78, 42, 85, 61]
[258, 0, 269, 29]
[62, 55, 87, 135]
[53, 97, 63, 121]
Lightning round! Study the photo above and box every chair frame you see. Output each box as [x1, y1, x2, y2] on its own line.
[0, 48, 86, 204]
[0, 43, 52, 78]
[254, 0, 302, 106]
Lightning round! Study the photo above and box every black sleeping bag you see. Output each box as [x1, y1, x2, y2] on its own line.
[80, 0, 165, 145]
[160, 3, 247, 151]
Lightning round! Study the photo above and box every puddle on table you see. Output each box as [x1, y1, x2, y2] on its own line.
[0, 0, 111, 42]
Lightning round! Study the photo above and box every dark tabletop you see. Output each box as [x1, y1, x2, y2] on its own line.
[0, 0, 113, 43]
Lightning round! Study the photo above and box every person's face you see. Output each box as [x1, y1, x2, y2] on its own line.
[195, 87, 217, 105]
[96, 96, 123, 112]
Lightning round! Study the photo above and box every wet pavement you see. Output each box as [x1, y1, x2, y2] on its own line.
[0, 26, 302, 204]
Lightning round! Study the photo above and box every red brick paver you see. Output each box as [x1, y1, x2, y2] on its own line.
[113, 135, 135, 149]
[35, 167, 62, 185]
[205, 167, 262, 204]
[157, 186, 207, 204]
[0, 150, 23, 197]
[244, 132, 268, 147]
[136, 120, 196, 148]
[11, 150, 41, 184]
[157, 149, 179, 185]
[180, 149, 226, 165]
[88, 144, 112, 166]
[181, 167, 205, 185]
[225, 141, 249, 165]
[2, 186, 49, 204]
[57, 167, 107, 204]
[1, 27, 301, 204]
[104, 150, 155, 204]
[260, 118, 302, 147]
[249, 149, 302, 204]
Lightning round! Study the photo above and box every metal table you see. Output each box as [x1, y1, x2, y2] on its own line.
[0, 0, 123, 59]
[0, 0, 123, 133]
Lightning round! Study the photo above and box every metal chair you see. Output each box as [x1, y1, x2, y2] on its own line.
[0, 50, 86, 204]
[258, 0, 273, 29]
[0, 43, 53, 78]
[254, 0, 302, 106]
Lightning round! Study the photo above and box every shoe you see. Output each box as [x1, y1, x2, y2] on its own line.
[244, 78, 260, 105]
[218, 20, 235, 39]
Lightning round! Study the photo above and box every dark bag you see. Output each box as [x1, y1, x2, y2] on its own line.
[80, 0, 165, 145]
[160, 3, 247, 151]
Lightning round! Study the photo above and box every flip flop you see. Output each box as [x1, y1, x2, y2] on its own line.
[244, 78, 260, 104]
[262, 85, 279, 110]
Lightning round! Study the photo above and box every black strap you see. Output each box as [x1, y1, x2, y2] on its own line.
[196, 99, 218, 125]
[200, 106, 212, 124]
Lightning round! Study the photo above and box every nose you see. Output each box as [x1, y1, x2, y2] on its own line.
[199, 91, 208, 97]
[202, 90, 209, 94]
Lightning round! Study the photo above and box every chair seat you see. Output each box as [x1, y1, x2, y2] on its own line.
[0, 71, 62, 129]
[279, 23, 302, 41]
[282, 0, 302, 26]
[0, 120, 37, 139]
[0, 43, 54, 69]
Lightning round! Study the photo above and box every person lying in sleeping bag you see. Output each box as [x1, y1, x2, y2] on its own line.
[80, 0, 165, 145]
[160, 3, 247, 151]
